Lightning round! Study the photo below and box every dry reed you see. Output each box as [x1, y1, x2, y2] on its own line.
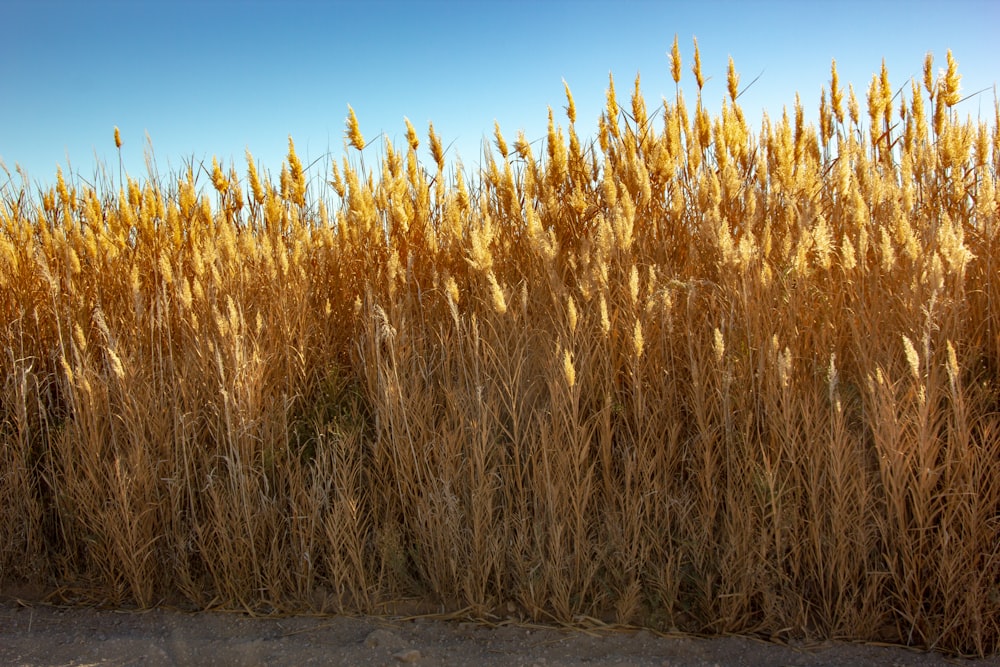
[1, 41, 998, 657]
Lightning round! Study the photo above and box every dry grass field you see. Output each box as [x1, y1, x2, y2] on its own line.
[1, 41, 998, 657]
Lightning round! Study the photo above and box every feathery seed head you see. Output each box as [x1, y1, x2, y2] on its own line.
[669, 34, 682, 85]
[691, 37, 704, 90]
[562, 348, 576, 389]
[106, 347, 125, 382]
[329, 160, 345, 198]
[946, 340, 960, 391]
[902, 335, 920, 381]
[59, 357, 74, 386]
[926, 252, 945, 293]
[494, 122, 509, 158]
[488, 271, 507, 315]
[933, 89, 948, 137]
[848, 84, 859, 126]
[41, 189, 55, 213]
[727, 56, 739, 103]
[910, 79, 927, 141]
[813, 213, 832, 270]
[840, 234, 857, 271]
[514, 130, 534, 162]
[563, 80, 577, 124]
[387, 249, 402, 299]
[56, 167, 70, 206]
[280, 164, 291, 201]
[346, 105, 366, 150]
[404, 117, 420, 151]
[72, 323, 88, 353]
[696, 98, 712, 149]
[629, 264, 640, 306]
[287, 136, 306, 205]
[114, 126, 122, 149]
[455, 168, 469, 211]
[713, 327, 725, 363]
[445, 275, 460, 306]
[923, 52, 935, 98]
[879, 60, 893, 127]
[429, 122, 445, 171]
[942, 49, 961, 107]
[246, 150, 265, 205]
[66, 245, 81, 275]
[827, 351, 838, 397]
[867, 73, 883, 134]
[211, 156, 229, 194]
[778, 345, 792, 388]
[660, 287, 673, 315]
[605, 73, 620, 138]
[819, 88, 832, 145]
[158, 253, 174, 286]
[879, 227, 895, 272]
[633, 319, 644, 358]
[830, 60, 844, 124]
[179, 276, 193, 311]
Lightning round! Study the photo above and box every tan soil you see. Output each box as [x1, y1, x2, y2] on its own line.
[2, 599, 998, 667]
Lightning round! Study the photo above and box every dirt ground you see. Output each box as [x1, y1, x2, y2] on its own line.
[2, 598, 999, 667]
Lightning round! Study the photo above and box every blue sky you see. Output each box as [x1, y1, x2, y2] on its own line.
[2, 0, 998, 188]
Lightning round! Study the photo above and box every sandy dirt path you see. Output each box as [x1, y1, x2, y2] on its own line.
[1, 600, 997, 667]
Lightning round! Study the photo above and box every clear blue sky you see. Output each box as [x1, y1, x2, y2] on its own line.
[3, 0, 997, 188]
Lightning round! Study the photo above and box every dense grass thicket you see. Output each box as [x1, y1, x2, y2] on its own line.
[1, 41, 998, 656]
